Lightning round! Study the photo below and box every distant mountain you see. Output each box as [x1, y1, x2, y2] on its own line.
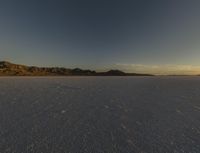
[97, 70, 126, 76]
[0, 61, 153, 76]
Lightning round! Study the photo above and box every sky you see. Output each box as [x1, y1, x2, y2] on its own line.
[0, 0, 200, 74]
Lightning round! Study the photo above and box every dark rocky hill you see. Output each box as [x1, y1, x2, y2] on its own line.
[0, 61, 153, 76]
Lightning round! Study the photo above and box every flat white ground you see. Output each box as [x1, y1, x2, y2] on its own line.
[0, 76, 200, 153]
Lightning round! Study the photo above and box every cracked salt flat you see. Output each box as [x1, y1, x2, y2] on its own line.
[0, 76, 200, 153]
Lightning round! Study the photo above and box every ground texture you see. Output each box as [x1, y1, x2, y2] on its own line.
[0, 77, 200, 153]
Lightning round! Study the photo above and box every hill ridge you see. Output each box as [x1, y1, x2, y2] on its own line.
[0, 61, 153, 76]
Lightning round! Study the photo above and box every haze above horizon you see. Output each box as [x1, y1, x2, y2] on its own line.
[0, 0, 200, 75]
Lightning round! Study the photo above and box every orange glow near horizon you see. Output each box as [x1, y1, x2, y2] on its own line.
[115, 64, 200, 75]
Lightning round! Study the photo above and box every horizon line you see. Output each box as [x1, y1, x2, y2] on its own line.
[1, 60, 200, 76]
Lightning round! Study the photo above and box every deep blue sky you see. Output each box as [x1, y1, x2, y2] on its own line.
[0, 0, 200, 74]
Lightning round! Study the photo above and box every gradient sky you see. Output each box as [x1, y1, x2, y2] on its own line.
[0, 0, 200, 74]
